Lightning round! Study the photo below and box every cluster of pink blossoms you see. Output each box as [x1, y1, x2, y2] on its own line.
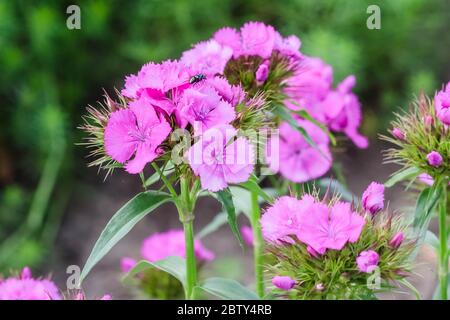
[262, 182, 386, 266]
[183, 21, 367, 183]
[101, 21, 368, 191]
[120, 229, 215, 273]
[0, 267, 61, 300]
[0, 267, 112, 300]
[104, 58, 250, 191]
[262, 182, 409, 293]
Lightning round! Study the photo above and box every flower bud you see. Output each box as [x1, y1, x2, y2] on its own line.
[272, 275, 296, 291]
[426, 151, 443, 167]
[361, 182, 384, 215]
[389, 232, 404, 248]
[356, 250, 379, 273]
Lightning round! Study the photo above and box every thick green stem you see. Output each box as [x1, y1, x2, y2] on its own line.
[182, 216, 198, 299]
[179, 176, 198, 300]
[438, 181, 448, 300]
[250, 191, 265, 298]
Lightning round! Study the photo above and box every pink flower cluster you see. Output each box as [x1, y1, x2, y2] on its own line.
[261, 194, 365, 254]
[120, 229, 215, 272]
[0, 267, 61, 300]
[285, 60, 368, 150]
[104, 58, 253, 191]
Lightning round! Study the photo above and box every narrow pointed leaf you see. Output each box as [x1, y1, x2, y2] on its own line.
[122, 256, 186, 288]
[80, 191, 172, 282]
[216, 189, 243, 247]
[239, 175, 274, 204]
[384, 167, 420, 188]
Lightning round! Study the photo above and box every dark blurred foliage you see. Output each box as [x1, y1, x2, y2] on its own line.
[0, 0, 448, 271]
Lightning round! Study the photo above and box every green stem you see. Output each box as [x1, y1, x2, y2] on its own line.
[438, 180, 448, 300]
[250, 191, 264, 298]
[179, 176, 198, 300]
[182, 217, 198, 299]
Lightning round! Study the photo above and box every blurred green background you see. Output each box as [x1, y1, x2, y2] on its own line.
[0, 0, 449, 272]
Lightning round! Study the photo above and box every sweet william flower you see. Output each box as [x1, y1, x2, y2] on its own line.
[261, 195, 315, 243]
[181, 39, 233, 76]
[361, 182, 385, 215]
[186, 125, 254, 192]
[427, 151, 443, 167]
[104, 98, 171, 174]
[356, 250, 379, 273]
[322, 75, 368, 149]
[434, 82, 450, 125]
[272, 276, 296, 291]
[240, 21, 275, 59]
[141, 230, 214, 262]
[268, 120, 332, 183]
[179, 86, 236, 134]
[389, 232, 405, 248]
[213, 27, 242, 57]
[296, 201, 365, 254]
[0, 267, 61, 300]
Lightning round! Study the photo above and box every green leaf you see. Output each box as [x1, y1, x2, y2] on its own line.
[413, 185, 442, 239]
[197, 277, 259, 300]
[384, 167, 420, 188]
[293, 108, 336, 146]
[144, 161, 175, 187]
[123, 256, 186, 288]
[216, 189, 243, 247]
[80, 191, 173, 283]
[239, 175, 274, 204]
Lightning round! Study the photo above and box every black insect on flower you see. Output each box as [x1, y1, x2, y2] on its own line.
[189, 73, 206, 84]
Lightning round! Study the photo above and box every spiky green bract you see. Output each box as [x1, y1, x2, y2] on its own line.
[265, 195, 415, 300]
[224, 52, 297, 107]
[79, 91, 127, 177]
[381, 93, 450, 180]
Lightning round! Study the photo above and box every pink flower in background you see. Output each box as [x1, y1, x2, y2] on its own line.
[296, 201, 365, 254]
[427, 151, 443, 167]
[179, 86, 236, 133]
[284, 57, 333, 116]
[268, 121, 332, 183]
[141, 230, 214, 262]
[181, 40, 233, 76]
[100, 294, 112, 300]
[240, 22, 275, 58]
[186, 125, 254, 192]
[104, 99, 171, 174]
[356, 250, 379, 273]
[272, 276, 296, 291]
[0, 267, 61, 300]
[261, 195, 315, 243]
[361, 182, 385, 215]
[255, 61, 270, 83]
[213, 27, 242, 57]
[322, 75, 368, 149]
[392, 127, 405, 140]
[435, 82, 450, 125]
[389, 232, 405, 248]
[120, 257, 137, 273]
[207, 76, 245, 106]
[241, 225, 254, 246]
